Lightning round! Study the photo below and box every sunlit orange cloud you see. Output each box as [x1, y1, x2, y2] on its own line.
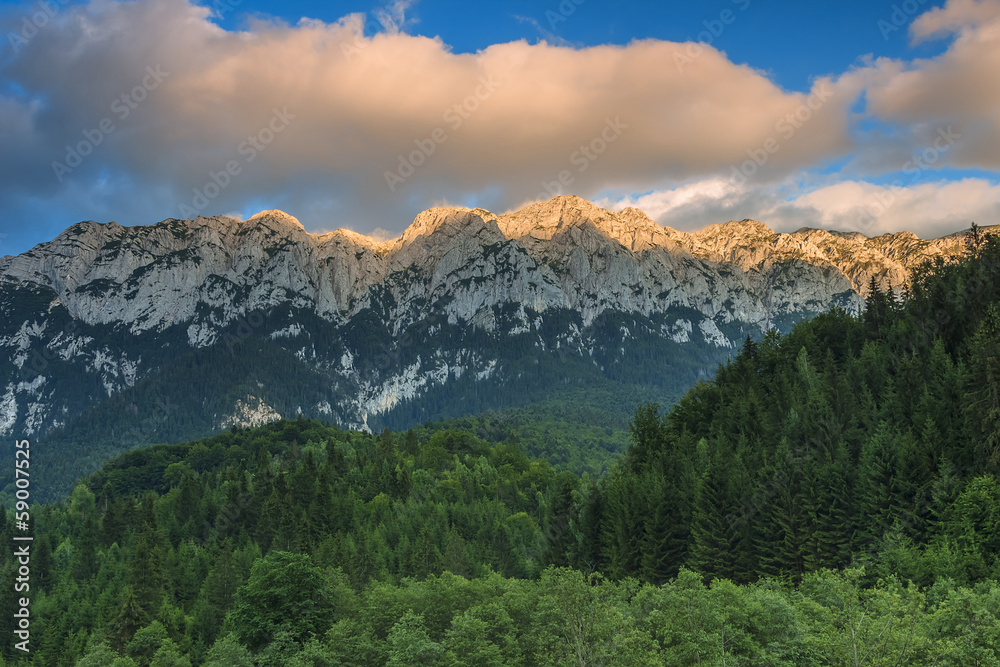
[0, 0, 997, 239]
[149, 2, 864, 195]
[0, 0, 860, 221]
[864, 0, 1000, 170]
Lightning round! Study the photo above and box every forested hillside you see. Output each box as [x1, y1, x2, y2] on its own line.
[594, 225, 1000, 589]
[3, 227, 1000, 665]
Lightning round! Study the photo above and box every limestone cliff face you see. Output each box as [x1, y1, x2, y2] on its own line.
[0, 195, 973, 436]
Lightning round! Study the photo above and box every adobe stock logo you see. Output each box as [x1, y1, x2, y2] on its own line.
[178, 107, 296, 218]
[541, 0, 586, 31]
[729, 83, 833, 187]
[877, 0, 932, 40]
[538, 117, 628, 199]
[5, 0, 71, 55]
[384, 75, 502, 192]
[857, 126, 961, 231]
[674, 0, 752, 72]
[51, 65, 170, 182]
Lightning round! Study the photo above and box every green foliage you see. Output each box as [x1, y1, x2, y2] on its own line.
[385, 611, 444, 666]
[202, 635, 253, 667]
[10, 227, 1000, 665]
[1, 301, 729, 504]
[581, 233, 1000, 589]
[227, 551, 334, 651]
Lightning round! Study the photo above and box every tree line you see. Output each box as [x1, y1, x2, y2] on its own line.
[1, 226, 999, 665]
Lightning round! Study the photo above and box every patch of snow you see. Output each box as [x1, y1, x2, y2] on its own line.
[668, 319, 692, 344]
[476, 359, 497, 380]
[699, 318, 732, 348]
[187, 323, 218, 348]
[20, 375, 46, 397]
[52, 333, 94, 361]
[0, 385, 17, 435]
[121, 358, 140, 387]
[362, 360, 426, 415]
[220, 396, 282, 429]
[7, 320, 46, 353]
[24, 401, 47, 435]
[270, 324, 304, 339]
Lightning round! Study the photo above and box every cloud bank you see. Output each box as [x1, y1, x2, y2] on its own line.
[0, 0, 999, 250]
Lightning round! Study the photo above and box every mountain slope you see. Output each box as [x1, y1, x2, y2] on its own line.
[0, 196, 978, 498]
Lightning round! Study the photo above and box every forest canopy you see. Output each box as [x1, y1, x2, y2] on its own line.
[4, 228, 1000, 665]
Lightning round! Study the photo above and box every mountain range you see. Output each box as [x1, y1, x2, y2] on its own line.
[0, 195, 974, 497]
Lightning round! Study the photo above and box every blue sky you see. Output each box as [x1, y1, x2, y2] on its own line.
[207, 0, 948, 88]
[1, 0, 999, 256]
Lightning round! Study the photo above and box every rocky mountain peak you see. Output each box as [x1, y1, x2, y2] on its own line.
[397, 207, 501, 248]
[242, 210, 309, 237]
[0, 194, 985, 448]
[496, 195, 611, 241]
[322, 228, 392, 253]
[694, 219, 775, 241]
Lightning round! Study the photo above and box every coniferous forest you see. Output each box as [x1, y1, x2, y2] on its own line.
[4, 229, 1000, 665]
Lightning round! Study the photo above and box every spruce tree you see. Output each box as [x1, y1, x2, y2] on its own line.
[688, 441, 739, 580]
[129, 493, 165, 618]
[965, 304, 1000, 471]
[855, 422, 905, 554]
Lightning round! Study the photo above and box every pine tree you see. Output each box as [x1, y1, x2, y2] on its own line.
[403, 429, 420, 456]
[599, 472, 643, 578]
[864, 276, 892, 339]
[966, 221, 984, 258]
[33, 534, 55, 592]
[272, 494, 302, 553]
[442, 524, 471, 576]
[255, 487, 281, 551]
[129, 493, 165, 617]
[640, 476, 689, 584]
[688, 442, 739, 580]
[98, 482, 127, 547]
[811, 441, 854, 569]
[965, 304, 1000, 471]
[543, 474, 576, 567]
[108, 586, 150, 652]
[194, 540, 243, 646]
[410, 523, 442, 579]
[855, 422, 905, 554]
[627, 403, 663, 467]
[571, 479, 604, 574]
[71, 516, 98, 580]
[757, 440, 809, 583]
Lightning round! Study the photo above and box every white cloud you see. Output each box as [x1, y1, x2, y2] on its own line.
[604, 177, 1000, 239]
[373, 0, 416, 35]
[864, 0, 1000, 171]
[0, 0, 997, 244]
[911, 0, 1000, 41]
[0, 0, 862, 234]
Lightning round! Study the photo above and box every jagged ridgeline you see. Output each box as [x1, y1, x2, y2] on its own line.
[6, 232, 1000, 666]
[0, 196, 974, 499]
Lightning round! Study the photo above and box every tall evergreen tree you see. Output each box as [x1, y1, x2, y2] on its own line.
[129, 493, 166, 618]
[855, 422, 905, 554]
[965, 304, 1000, 471]
[688, 440, 740, 580]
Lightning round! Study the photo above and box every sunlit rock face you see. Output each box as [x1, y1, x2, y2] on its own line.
[0, 195, 970, 435]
